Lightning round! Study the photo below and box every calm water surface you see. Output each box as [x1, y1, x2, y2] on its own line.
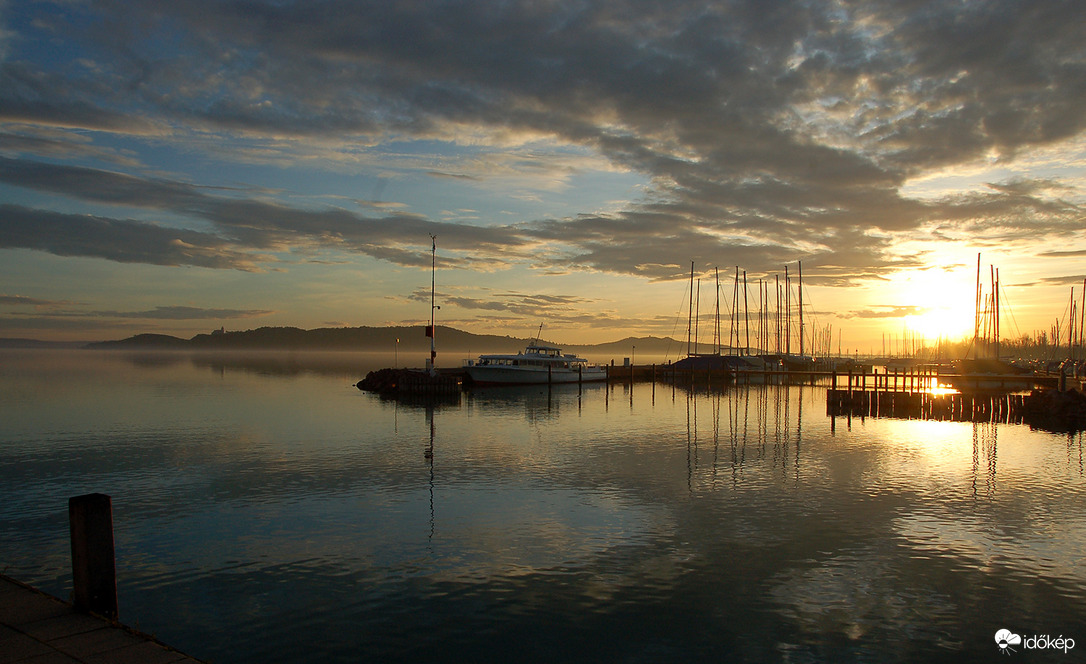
[2, 349, 1084, 662]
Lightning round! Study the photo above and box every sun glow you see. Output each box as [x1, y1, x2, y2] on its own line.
[904, 307, 974, 340]
[893, 268, 977, 342]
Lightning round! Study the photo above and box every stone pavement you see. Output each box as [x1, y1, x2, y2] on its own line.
[0, 574, 204, 664]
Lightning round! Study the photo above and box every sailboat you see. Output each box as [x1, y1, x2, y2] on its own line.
[670, 263, 745, 378]
[949, 254, 1031, 392]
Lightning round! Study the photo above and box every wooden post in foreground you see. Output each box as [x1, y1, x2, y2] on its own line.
[69, 493, 118, 620]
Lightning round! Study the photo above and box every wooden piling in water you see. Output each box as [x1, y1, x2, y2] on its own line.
[69, 493, 118, 620]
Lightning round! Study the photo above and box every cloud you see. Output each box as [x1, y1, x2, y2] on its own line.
[0, 204, 269, 270]
[398, 286, 681, 331]
[1036, 274, 1086, 287]
[1038, 250, 1086, 258]
[104, 306, 274, 320]
[1, 304, 273, 323]
[839, 306, 926, 320]
[411, 288, 598, 317]
[0, 294, 76, 307]
[0, 159, 530, 270]
[2, 0, 1084, 287]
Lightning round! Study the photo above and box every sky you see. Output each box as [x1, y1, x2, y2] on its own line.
[1, 0, 1085, 353]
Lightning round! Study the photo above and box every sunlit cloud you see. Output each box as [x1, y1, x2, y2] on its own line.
[1, 0, 1084, 342]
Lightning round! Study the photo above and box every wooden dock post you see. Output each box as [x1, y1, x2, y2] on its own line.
[69, 493, 118, 620]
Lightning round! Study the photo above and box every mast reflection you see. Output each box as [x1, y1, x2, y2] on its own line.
[682, 383, 811, 491]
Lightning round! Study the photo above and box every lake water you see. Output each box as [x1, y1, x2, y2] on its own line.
[1, 349, 1084, 663]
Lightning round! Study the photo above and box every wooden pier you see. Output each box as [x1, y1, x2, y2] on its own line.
[824, 367, 1039, 423]
[0, 494, 204, 663]
[0, 574, 203, 663]
[605, 364, 915, 387]
[827, 388, 1028, 424]
[606, 363, 738, 388]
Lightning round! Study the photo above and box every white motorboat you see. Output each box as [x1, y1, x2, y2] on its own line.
[464, 342, 607, 385]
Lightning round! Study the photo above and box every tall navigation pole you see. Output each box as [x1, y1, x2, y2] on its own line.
[427, 235, 439, 375]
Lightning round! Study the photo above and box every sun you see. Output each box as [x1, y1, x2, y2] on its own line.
[904, 307, 974, 340]
[893, 268, 977, 341]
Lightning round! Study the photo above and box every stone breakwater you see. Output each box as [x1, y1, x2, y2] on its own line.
[1021, 388, 1086, 432]
[356, 368, 462, 396]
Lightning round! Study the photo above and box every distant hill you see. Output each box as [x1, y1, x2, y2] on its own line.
[83, 325, 684, 358]
[583, 335, 687, 356]
[0, 338, 88, 349]
[87, 333, 190, 349]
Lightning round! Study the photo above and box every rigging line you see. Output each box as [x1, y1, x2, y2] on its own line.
[665, 276, 692, 363]
[716, 277, 733, 352]
[997, 280, 1023, 340]
[716, 278, 734, 354]
[1057, 291, 1073, 331]
[795, 279, 821, 353]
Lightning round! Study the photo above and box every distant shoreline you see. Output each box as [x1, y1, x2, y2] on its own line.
[1, 325, 685, 359]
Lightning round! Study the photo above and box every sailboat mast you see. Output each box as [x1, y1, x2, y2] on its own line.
[743, 270, 750, 356]
[785, 266, 791, 356]
[989, 264, 995, 358]
[798, 261, 804, 357]
[977, 253, 986, 358]
[687, 262, 694, 357]
[732, 266, 739, 355]
[1080, 278, 1086, 361]
[759, 279, 765, 355]
[694, 278, 701, 356]
[995, 268, 1000, 359]
[714, 267, 721, 355]
[429, 235, 438, 373]
[775, 275, 781, 354]
[1071, 287, 1076, 360]
[1080, 279, 1086, 361]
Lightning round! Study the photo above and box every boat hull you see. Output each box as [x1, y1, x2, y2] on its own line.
[466, 365, 607, 385]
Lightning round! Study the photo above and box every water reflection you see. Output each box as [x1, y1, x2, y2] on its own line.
[972, 422, 999, 501]
[665, 384, 807, 493]
[2, 351, 1085, 663]
[465, 382, 606, 422]
[101, 348, 401, 378]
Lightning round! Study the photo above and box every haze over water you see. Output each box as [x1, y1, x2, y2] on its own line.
[2, 349, 1084, 663]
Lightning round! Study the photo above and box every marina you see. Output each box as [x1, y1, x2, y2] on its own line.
[7, 2, 1086, 661]
[4, 349, 1086, 663]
